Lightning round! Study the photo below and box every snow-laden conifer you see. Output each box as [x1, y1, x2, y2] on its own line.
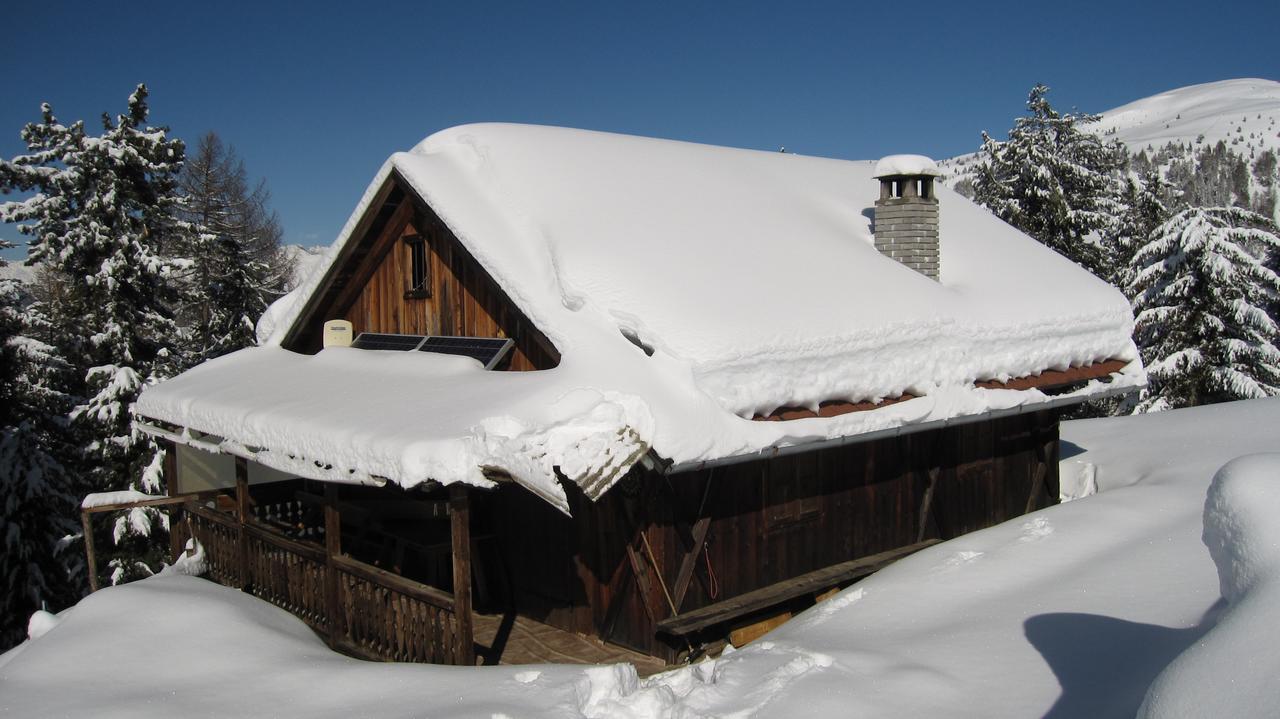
[974, 84, 1126, 279]
[176, 133, 291, 363]
[1110, 170, 1172, 290]
[1129, 207, 1280, 411]
[0, 252, 79, 650]
[0, 85, 185, 583]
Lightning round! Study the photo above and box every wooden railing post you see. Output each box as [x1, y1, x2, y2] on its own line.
[81, 510, 99, 593]
[450, 485, 474, 666]
[164, 441, 184, 563]
[235, 457, 250, 588]
[324, 483, 343, 644]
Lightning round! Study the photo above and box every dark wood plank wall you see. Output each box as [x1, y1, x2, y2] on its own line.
[485, 410, 1059, 660]
[289, 174, 558, 370]
[339, 200, 559, 371]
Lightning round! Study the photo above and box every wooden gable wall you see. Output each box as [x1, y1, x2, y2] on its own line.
[285, 173, 559, 371]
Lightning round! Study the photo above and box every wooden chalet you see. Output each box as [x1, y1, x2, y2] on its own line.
[122, 125, 1143, 667]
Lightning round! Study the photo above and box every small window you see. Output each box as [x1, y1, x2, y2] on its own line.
[404, 235, 429, 299]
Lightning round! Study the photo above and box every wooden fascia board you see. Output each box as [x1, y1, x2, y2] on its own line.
[324, 198, 416, 319]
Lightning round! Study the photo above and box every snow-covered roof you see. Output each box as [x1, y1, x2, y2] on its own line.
[137, 123, 1143, 512]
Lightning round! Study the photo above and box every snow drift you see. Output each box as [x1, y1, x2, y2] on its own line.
[1137, 453, 1280, 719]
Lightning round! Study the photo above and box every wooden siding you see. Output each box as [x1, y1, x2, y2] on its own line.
[483, 410, 1059, 660]
[286, 174, 559, 371]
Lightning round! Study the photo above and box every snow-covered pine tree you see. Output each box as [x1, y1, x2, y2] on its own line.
[974, 84, 1126, 279]
[177, 132, 291, 363]
[0, 250, 79, 651]
[1128, 207, 1280, 412]
[1110, 170, 1172, 290]
[0, 85, 186, 584]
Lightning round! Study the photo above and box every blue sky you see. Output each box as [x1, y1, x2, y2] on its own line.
[2, 0, 1277, 258]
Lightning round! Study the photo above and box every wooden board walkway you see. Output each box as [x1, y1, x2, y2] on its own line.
[472, 611, 669, 677]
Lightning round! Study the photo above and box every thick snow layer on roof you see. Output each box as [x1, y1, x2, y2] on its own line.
[147, 123, 1141, 507]
[873, 153, 941, 177]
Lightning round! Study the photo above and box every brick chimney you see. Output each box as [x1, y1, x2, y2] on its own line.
[873, 155, 941, 279]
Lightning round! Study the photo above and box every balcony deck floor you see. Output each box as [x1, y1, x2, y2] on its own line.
[472, 611, 670, 677]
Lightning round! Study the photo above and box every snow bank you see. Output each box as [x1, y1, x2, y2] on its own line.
[25, 611, 59, 641]
[1137, 453, 1280, 719]
[11, 398, 1280, 718]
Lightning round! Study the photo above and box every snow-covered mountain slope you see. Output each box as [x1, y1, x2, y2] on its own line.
[1094, 78, 1280, 156]
[941, 78, 1280, 191]
[281, 244, 329, 290]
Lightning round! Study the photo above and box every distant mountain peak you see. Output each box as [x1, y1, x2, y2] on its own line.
[1092, 78, 1280, 156]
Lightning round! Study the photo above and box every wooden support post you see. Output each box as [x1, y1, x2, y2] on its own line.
[81, 511, 99, 593]
[164, 441, 183, 563]
[324, 483, 343, 644]
[235, 456, 249, 588]
[450, 485, 474, 666]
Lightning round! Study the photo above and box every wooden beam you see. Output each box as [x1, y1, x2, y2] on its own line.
[283, 176, 400, 350]
[668, 470, 717, 613]
[656, 539, 941, 638]
[235, 456, 250, 589]
[81, 495, 191, 515]
[81, 511, 99, 593]
[916, 465, 943, 543]
[450, 485, 474, 666]
[324, 483, 343, 643]
[326, 199, 416, 325]
[1024, 416, 1058, 514]
[331, 554, 456, 611]
[618, 492, 664, 625]
[163, 441, 183, 563]
[670, 515, 712, 612]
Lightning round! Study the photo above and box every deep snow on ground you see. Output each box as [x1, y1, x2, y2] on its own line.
[4, 398, 1280, 718]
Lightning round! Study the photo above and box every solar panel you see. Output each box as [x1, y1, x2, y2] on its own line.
[418, 335, 514, 369]
[350, 333, 427, 351]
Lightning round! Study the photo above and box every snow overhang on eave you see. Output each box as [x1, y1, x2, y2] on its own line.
[135, 420, 391, 488]
[658, 376, 1143, 476]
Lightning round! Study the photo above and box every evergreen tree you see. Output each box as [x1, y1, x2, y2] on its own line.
[974, 84, 1126, 279]
[1128, 207, 1280, 412]
[0, 85, 185, 584]
[0, 251, 79, 650]
[176, 132, 291, 363]
[1110, 170, 1172, 290]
